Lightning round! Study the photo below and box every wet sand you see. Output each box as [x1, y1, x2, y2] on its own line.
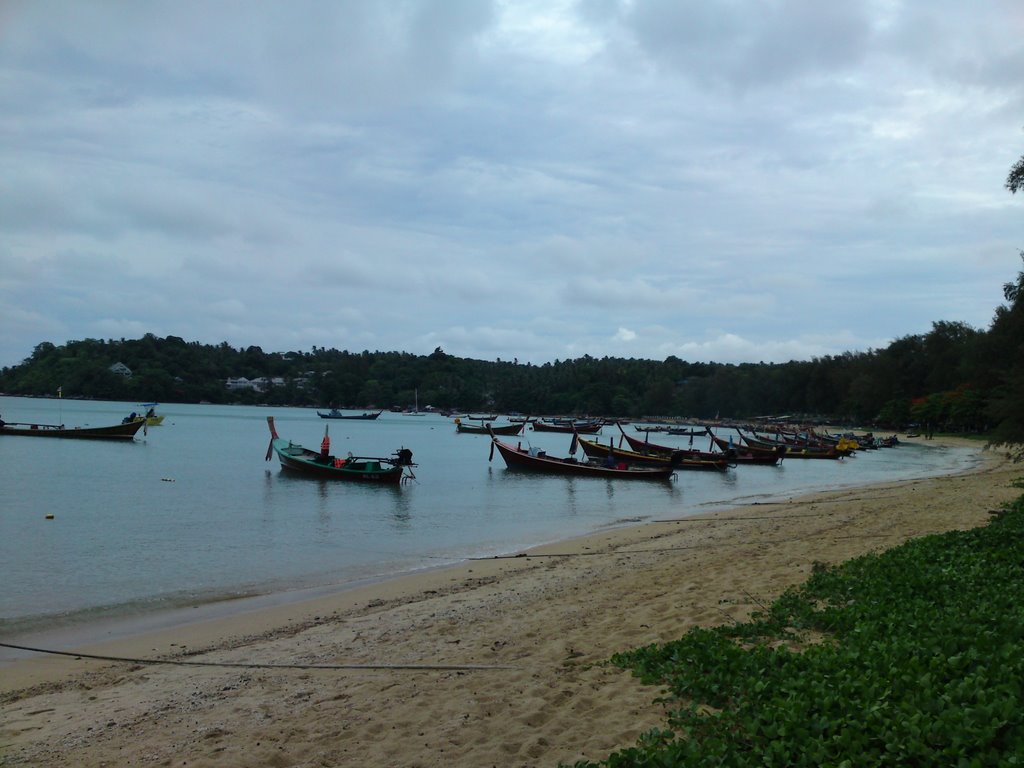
[2, 437, 1021, 767]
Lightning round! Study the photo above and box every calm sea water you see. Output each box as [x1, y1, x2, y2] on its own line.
[0, 395, 981, 645]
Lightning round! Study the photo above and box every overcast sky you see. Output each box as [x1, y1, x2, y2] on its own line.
[2, 1, 1022, 369]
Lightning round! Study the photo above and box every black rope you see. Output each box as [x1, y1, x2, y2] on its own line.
[652, 511, 847, 523]
[471, 530, 919, 560]
[0, 642, 515, 671]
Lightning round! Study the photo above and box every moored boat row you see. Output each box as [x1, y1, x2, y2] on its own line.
[1, 400, 898, 489]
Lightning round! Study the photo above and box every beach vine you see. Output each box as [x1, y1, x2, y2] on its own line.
[572, 489, 1024, 767]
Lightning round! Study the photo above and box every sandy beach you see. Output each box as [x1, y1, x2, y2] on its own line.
[2, 437, 1021, 767]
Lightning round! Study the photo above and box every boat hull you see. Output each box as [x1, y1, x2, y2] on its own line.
[456, 421, 523, 435]
[578, 436, 729, 471]
[738, 431, 845, 459]
[272, 440, 405, 483]
[0, 420, 145, 440]
[266, 418, 411, 484]
[490, 438, 675, 480]
[317, 410, 384, 420]
[531, 420, 603, 434]
[707, 435, 785, 464]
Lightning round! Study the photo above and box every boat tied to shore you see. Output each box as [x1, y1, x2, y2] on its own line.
[735, 428, 851, 459]
[265, 416, 416, 484]
[577, 434, 731, 471]
[487, 427, 680, 480]
[614, 423, 783, 467]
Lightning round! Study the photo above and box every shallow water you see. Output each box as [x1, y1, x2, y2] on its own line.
[0, 396, 980, 640]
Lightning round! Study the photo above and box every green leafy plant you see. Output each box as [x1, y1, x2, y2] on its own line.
[571, 494, 1024, 767]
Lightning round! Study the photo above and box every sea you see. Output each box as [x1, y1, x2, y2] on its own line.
[0, 395, 982, 660]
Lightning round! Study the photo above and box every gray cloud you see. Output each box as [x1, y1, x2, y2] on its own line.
[0, 1, 1021, 369]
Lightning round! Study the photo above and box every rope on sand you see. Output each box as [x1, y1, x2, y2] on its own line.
[0, 642, 516, 671]
[651, 511, 853, 522]
[471, 532, 912, 560]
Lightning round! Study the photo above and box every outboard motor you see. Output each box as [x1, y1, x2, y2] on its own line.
[394, 447, 414, 466]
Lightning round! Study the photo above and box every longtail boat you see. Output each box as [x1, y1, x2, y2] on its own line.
[706, 433, 786, 464]
[317, 409, 384, 420]
[488, 429, 677, 480]
[139, 403, 165, 426]
[531, 419, 603, 434]
[617, 423, 781, 466]
[577, 435, 730, 471]
[0, 418, 146, 440]
[455, 419, 524, 436]
[265, 417, 415, 484]
[737, 429, 847, 459]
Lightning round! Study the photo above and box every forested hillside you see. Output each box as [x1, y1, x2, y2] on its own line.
[2, 253, 1022, 440]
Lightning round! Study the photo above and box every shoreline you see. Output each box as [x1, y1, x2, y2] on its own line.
[3, 436, 1021, 766]
[0, 438, 980, 657]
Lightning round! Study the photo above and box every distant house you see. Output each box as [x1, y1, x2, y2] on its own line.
[109, 362, 132, 378]
[226, 376, 286, 392]
[226, 376, 254, 391]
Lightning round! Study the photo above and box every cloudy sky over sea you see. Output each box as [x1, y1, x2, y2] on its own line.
[1, 0, 1022, 368]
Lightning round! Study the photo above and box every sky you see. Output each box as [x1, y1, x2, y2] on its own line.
[1, 0, 1023, 370]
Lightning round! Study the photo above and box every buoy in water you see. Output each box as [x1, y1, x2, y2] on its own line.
[45, 514, 54, 519]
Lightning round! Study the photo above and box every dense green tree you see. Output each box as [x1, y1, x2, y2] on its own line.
[984, 252, 1024, 443]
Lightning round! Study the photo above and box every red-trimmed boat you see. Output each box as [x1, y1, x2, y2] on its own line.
[706, 433, 786, 464]
[577, 435, 730, 471]
[265, 417, 415, 484]
[0, 417, 146, 440]
[736, 429, 848, 460]
[616, 423, 781, 466]
[488, 429, 678, 480]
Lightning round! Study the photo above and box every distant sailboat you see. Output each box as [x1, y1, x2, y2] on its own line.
[404, 388, 426, 416]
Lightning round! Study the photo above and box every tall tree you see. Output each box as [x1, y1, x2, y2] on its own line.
[986, 252, 1024, 444]
[1007, 154, 1024, 194]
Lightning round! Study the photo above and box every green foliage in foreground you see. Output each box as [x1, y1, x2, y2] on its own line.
[574, 492, 1024, 767]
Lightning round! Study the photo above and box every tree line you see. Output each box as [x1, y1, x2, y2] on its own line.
[0, 256, 1021, 442]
